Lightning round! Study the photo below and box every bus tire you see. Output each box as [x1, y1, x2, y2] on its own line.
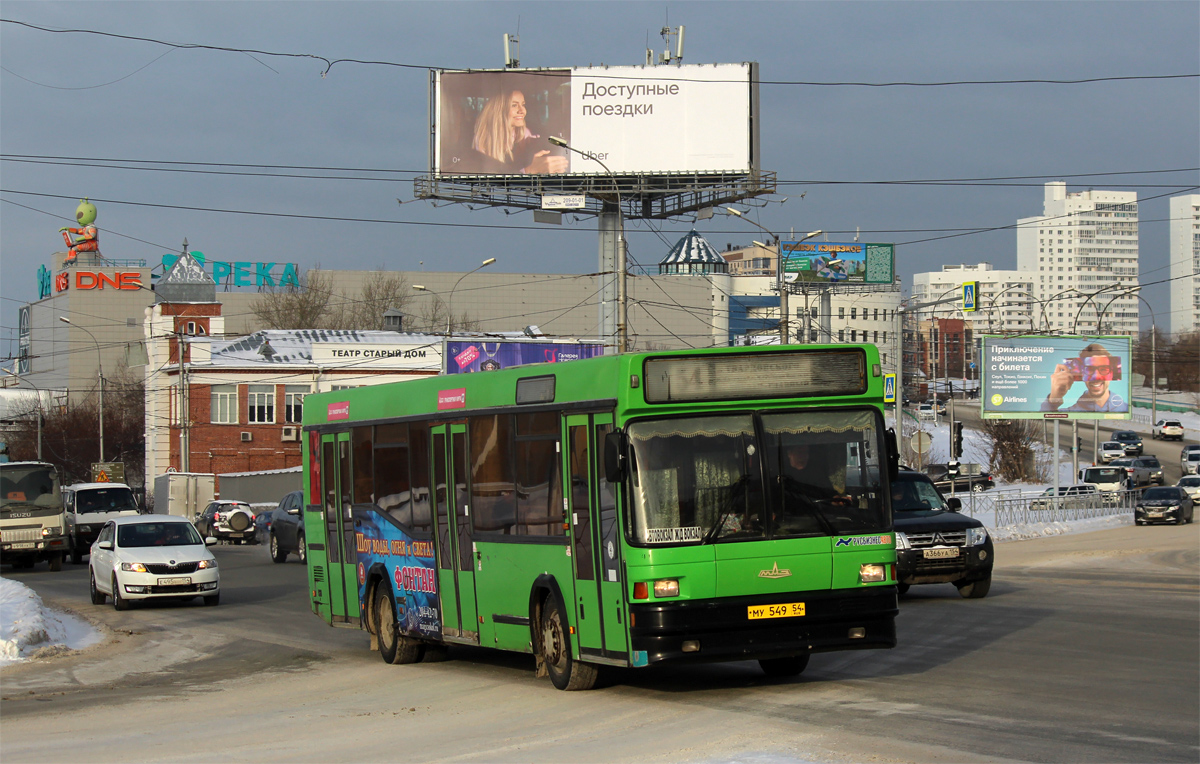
[375, 587, 424, 665]
[540, 596, 598, 691]
[759, 654, 810, 678]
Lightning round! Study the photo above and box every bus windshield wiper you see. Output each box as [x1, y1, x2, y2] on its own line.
[703, 476, 748, 544]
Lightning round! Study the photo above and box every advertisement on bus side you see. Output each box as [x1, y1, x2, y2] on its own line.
[354, 512, 441, 639]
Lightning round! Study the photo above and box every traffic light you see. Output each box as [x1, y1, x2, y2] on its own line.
[952, 422, 964, 459]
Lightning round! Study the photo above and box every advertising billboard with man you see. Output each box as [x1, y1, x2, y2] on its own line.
[981, 335, 1132, 420]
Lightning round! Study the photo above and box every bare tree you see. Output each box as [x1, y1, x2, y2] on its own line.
[6, 363, 146, 488]
[981, 419, 1039, 483]
[251, 269, 334, 329]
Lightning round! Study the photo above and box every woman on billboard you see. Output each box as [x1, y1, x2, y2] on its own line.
[439, 71, 571, 175]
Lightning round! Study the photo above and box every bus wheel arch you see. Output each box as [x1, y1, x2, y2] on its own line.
[374, 581, 425, 665]
[529, 575, 598, 691]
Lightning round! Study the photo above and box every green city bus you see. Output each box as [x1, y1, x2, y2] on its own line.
[302, 344, 900, 690]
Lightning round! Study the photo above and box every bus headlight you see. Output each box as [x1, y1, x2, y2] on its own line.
[859, 564, 886, 583]
[653, 579, 680, 598]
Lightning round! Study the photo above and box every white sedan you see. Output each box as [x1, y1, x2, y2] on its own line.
[1098, 441, 1126, 464]
[89, 515, 220, 610]
[1178, 476, 1200, 502]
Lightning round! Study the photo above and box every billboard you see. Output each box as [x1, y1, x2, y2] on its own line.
[434, 64, 755, 176]
[981, 335, 1132, 420]
[781, 242, 895, 284]
[444, 340, 604, 374]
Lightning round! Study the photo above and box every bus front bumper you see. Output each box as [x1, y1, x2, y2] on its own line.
[629, 587, 897, 665]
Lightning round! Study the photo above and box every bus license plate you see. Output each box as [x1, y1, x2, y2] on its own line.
[158, 577, 192, 586]
[748, 602, 805, 620]
[924, 548, 960, 559]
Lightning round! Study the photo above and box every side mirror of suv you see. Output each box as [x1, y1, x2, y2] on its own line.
[946, 497, 962, 512]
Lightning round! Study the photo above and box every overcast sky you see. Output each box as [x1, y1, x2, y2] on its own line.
[2, 1, 1197, 357]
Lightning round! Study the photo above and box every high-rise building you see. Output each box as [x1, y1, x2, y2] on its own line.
[911, 263, 1033, 335]
[1016, 182, 1139, 335]
[1168, 194, 1200, 338]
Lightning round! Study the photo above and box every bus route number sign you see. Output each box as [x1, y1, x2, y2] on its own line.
[747, 602, 806, 620]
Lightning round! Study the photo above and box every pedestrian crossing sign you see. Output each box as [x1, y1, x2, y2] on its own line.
[883, 373, 896, 403]
[963, 281, 978, 312]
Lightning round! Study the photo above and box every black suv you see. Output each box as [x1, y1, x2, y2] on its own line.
[892, 470, 994, 598]
[1112, 430, 1143, 456]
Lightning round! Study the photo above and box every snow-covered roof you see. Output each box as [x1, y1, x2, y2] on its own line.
[660, 230, 726, 266]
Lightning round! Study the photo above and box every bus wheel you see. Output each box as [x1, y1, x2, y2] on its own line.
[540, 597, 598, 691]
[759, 654, 810, 678]
[375, 587, 424, 665]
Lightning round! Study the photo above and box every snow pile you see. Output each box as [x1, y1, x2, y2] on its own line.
[0, 576, 103, 667]
[989, 511, 1131, 542]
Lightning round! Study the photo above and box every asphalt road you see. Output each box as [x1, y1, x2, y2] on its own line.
[2, 526, 1197, 763]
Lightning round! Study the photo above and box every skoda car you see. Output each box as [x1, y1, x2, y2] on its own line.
[891, 469, 993, 599]
[1134, 486, 1194, 526]
[89, 515, 220, 609]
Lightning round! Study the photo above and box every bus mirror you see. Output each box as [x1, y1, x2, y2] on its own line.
[604, 430, 626, 484]
[885, 428, 899, 482]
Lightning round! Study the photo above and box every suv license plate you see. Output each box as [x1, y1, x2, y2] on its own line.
[158, 577, 192, 586]
[748, 602, 806, 620]
[924, 547, 960, 559]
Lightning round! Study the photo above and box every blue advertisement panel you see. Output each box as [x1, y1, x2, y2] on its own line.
[445, 340, 604, 374]
[981, 335, 1132, 420]
[354, 511, 441, 639]
[780, 241, 894, 284]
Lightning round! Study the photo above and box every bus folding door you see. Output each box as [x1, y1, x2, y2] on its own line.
[430, 423, 479, 643]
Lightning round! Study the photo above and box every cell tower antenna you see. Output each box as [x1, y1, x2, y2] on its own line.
[504, 31, 520, 69]
[658, 24, 685, 65]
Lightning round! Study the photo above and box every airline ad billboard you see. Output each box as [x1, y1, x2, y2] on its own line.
[433, 64, 755, 176]
[981, 335, 1132, 420]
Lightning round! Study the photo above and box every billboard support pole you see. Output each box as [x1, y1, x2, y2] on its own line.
[1071, 420, 1079, 478]
[820, 288, 832, 342]
[1053, 422, 1061, 497]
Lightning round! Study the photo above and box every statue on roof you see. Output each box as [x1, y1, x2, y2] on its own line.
[59, 198, 100, 264]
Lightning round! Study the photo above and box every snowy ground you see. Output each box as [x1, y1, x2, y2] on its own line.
[0, 576, 103, 668]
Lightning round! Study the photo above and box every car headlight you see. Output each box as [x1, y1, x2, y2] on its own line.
[966, 527, 989, 545]
[120, 562, 148, 573]
[894, 531, 911, 550]
[197, 559, 217, 570]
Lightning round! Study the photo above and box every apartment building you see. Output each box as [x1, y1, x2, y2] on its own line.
[1016, 182, 1140, 335]
[1168, 193, 1200, 337]
[911, 263, 1033, 335]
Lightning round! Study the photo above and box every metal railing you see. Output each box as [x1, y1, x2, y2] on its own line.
[949, 486, 1136, 527]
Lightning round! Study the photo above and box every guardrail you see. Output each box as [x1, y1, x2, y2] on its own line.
[949, 486, 1136, 526]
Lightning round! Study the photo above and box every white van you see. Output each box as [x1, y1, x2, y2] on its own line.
[1080, 466, 1127, 497]
[64, 482, 142, 564]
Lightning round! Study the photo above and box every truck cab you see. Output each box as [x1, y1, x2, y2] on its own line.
[64, 482, 142, 564]
[0, 461, 68, 571]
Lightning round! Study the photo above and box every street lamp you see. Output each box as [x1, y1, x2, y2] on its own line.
[59, 316, 103, 463]
[725, 207, 821, 344]
[548, 136, 628, 353]
[431, 257, 496, 336]
[2, 371, 44, 460]
[412, 285, 447, 334]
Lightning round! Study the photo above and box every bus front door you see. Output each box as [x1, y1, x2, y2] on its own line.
[431, 423, 480, 643]
[566, 416, 603, 654]
[592, 415, 628, 658]
[320, 433, 360, 626]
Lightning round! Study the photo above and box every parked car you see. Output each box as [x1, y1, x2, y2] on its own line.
[1111, 431, 1143, 456]
[917, 403, 937, 421]
[1030, 484, 1101, 510]
[1134, 486, 1194, 526]
[268, 490, 306, 564]
[891, 469, 993, 598]
[88, 515, 220, 609]
[1175, 475, 1200, 502]
[1152, 419, 1185, 441]
[1098, 441, 1126, 464]
[64, 482, 142, 565]
[923, 463, 995, 493]
[194, 500, 259, 544]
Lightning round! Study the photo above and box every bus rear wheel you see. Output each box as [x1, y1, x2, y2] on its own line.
[540, 597, 598, 691]
[759, 654, 810, 678]
[375, 587, 424, 665]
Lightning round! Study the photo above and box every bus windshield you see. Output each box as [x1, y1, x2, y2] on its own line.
[0, 464, 60, 511]
[626, 409, 886, 545]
